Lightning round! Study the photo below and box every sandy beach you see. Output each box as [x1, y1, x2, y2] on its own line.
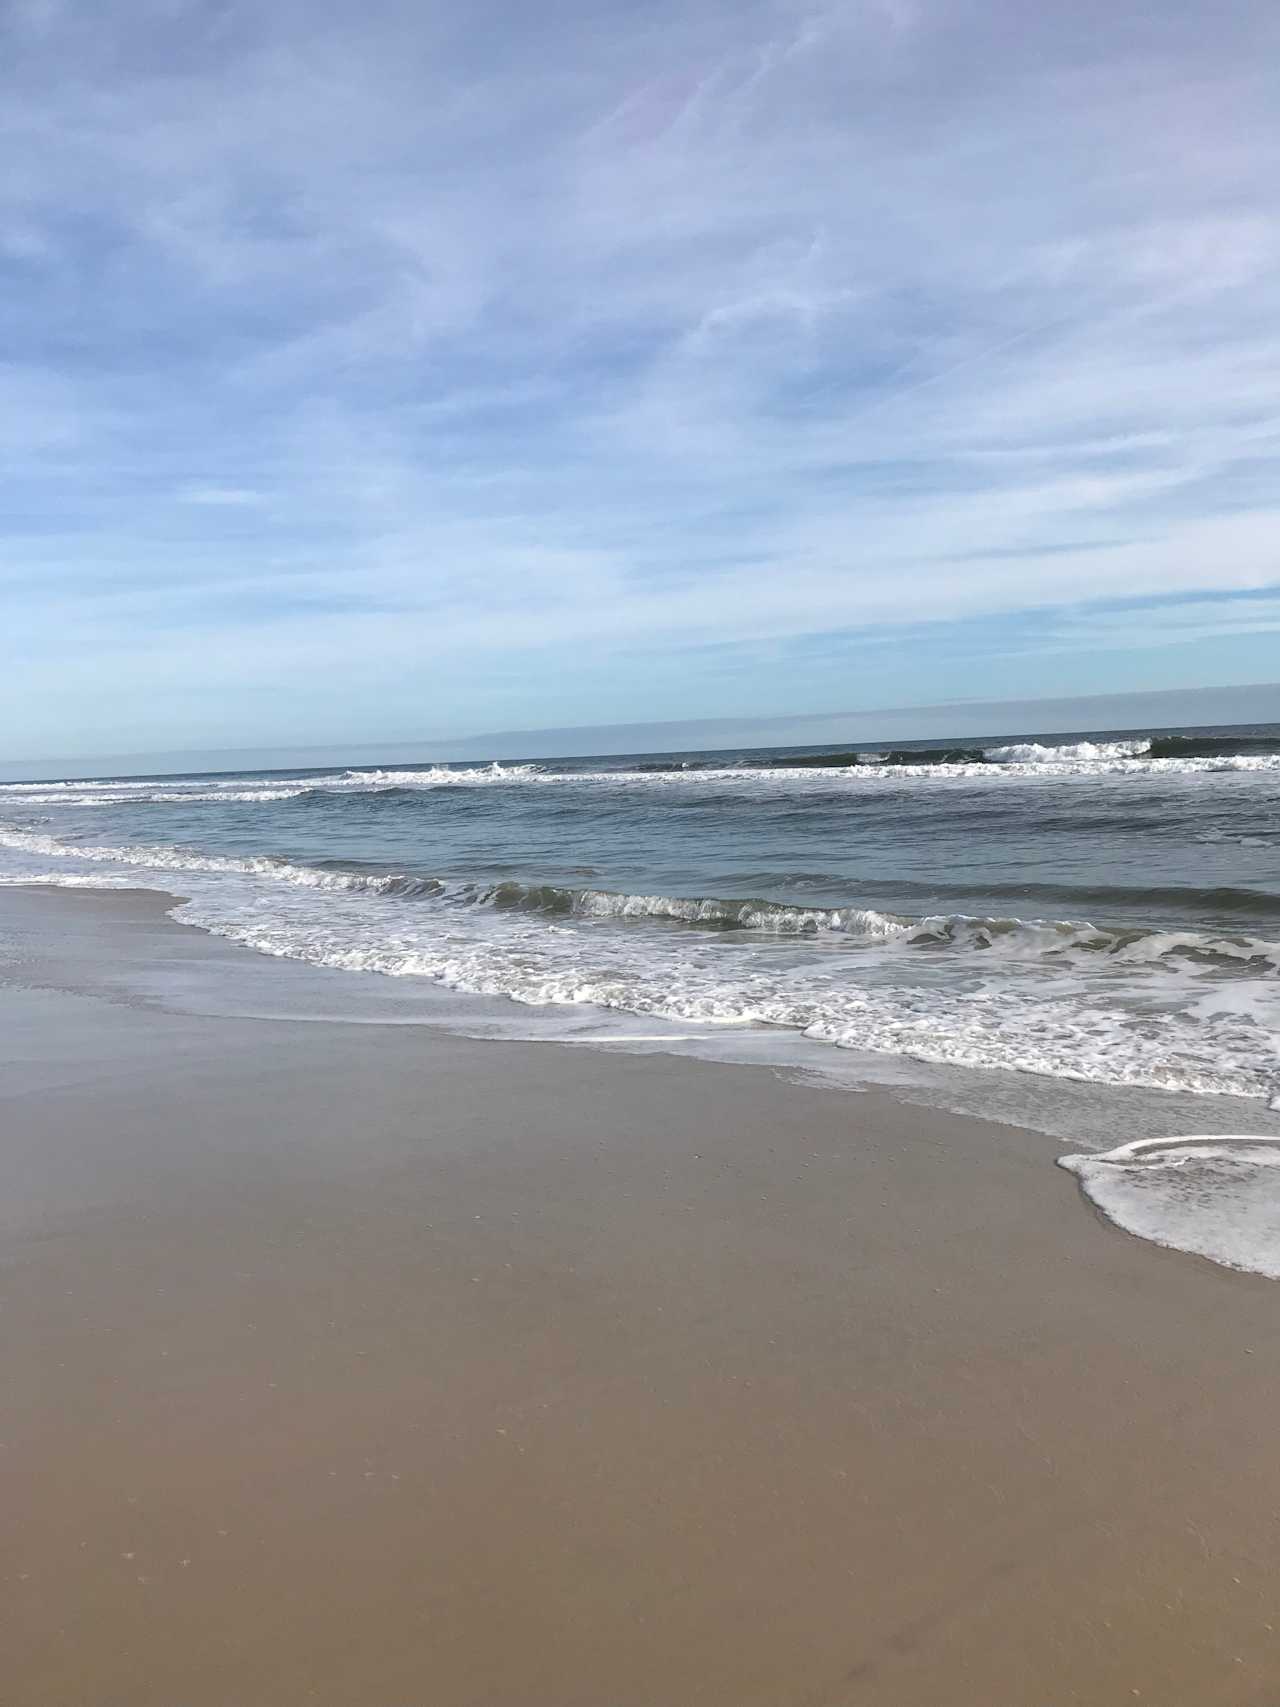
[3, 883, 1278, 1706]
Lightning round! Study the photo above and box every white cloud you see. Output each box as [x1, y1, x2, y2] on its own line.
[1, 0, 1278, 751]
[177, 484, 265, 507]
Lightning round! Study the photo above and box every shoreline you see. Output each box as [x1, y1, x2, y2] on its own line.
[3, 883, 1279, 1704]
[12, 870, 1280, 1155]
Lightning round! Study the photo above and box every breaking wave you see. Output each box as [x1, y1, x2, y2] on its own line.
[985, 738, 1152, 764]
[2, 824, 1279, 1110]
[3, 827, 1279, 970]
[0, 761, 545, 807]
[6, 738, 1280, 809]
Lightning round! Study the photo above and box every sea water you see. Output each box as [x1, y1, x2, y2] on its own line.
[3, 721, 1279, 1273]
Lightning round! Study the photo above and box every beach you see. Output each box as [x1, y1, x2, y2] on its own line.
[3, 882, 1278, 1705]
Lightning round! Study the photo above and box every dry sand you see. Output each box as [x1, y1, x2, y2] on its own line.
[2, 885, 1278, 1705]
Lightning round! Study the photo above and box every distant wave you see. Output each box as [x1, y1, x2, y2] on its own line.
[639, 735, 1280, 771]
[1149, 734, 1280, 759]
[5, 741, 1280, 805]
[742, 746, 990, 768]
[0, 762, 545, 807]
[333, 762, 544, 787]
[984, 738, 1152, 764]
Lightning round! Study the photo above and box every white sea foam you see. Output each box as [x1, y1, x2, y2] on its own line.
[0, 828, 377, 886]
[338, 762, 543, 787]
[0, 762, 544, 806]
[2, 825, 1277, 1105]
[984, 738, 1152, 763]
[0, 870, 134, 887]
[0, 779, 318, 805]
[1059, 1136, 1280, 1277]
[177, 912, 1280, 1098]
[43, 788, 308, 805]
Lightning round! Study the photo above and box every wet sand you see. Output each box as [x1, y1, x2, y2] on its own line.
[2, 884, 1278, 1705]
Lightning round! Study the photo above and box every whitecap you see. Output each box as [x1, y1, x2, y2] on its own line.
[984, 738, 1152, 764]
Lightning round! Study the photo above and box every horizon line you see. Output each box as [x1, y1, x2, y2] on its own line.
[3, 678, 1279, 781]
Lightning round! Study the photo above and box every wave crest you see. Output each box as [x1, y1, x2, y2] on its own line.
[3, 828, 1277, 972]
[984, 738, 1152, 764]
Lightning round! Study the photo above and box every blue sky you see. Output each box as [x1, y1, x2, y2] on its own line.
[3, 0, 1280, 761]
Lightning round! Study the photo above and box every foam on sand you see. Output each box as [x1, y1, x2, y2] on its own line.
[1059, 1135, 1280, 1278]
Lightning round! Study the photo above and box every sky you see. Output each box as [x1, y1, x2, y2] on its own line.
[3, 0, 1279, 762]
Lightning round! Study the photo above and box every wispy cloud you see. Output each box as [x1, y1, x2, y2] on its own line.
[2, 0, 1278, 753]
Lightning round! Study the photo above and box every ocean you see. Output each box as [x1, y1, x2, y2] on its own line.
[3, 719, 1280, 1272]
